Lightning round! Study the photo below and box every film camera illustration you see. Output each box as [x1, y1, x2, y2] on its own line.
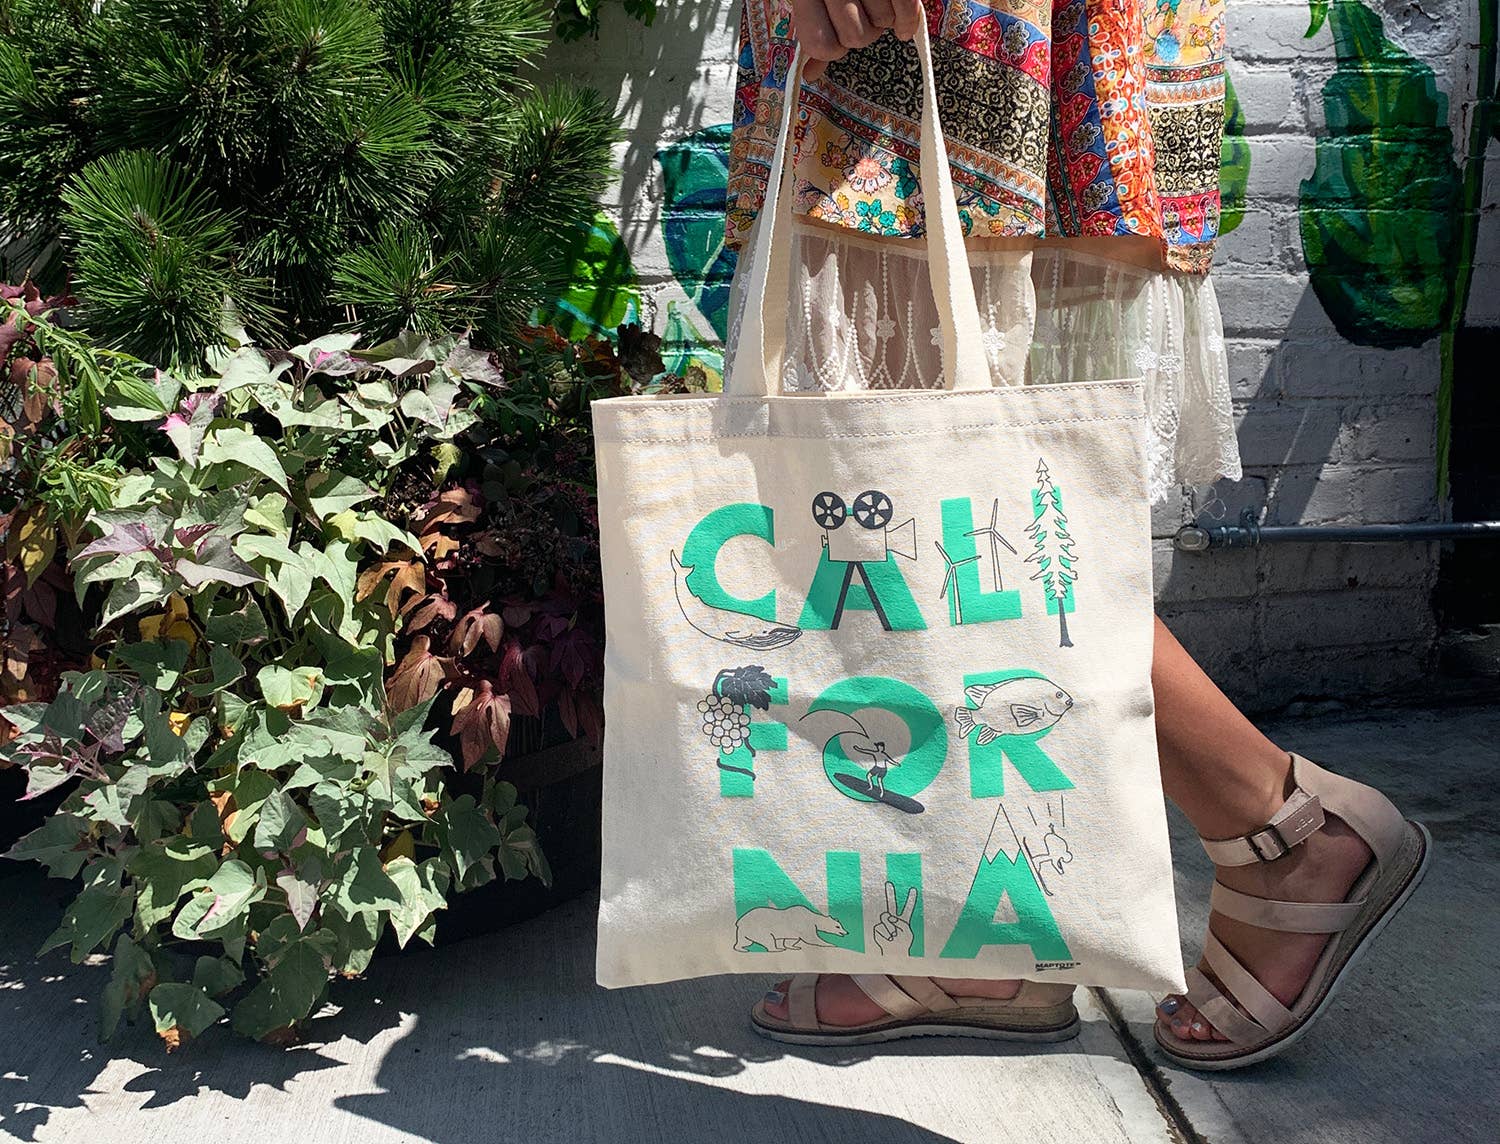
[811, 490, 918, 631]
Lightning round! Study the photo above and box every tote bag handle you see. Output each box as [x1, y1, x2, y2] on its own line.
[731, 18, 994, 398]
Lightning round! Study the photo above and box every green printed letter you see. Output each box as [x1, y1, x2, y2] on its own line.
[939, 845, 1071, 961]
[718, 677, 789, 798]
[681, 503, 777, 621]
[798, 549, 927, 631]
[808, 676, 948, 802]
[960, 670, 1075, 798]
[732, 848, 864, 952]
[939, 498, 1023, 626]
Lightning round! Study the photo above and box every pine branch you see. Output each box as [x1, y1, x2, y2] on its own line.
[0, 1, 98, 275]
[60, 149, 272, 365]
[497, 83, 620, 239]
[12, 0, 621, 357]
[376, 0, 550, 92]
[463, 212, 563, 347]
[332, 221, 472, 340]
[261, 0, 388, 123]
[88, 3, 273, 190]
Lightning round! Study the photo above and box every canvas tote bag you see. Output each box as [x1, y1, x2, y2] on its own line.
[591, 23, 1185, 994]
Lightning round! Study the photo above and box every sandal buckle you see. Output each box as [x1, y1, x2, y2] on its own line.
[1247, 791, 1326, 862]
[1201, 790, 1327, 867]
[1246, 826, 1292, 862]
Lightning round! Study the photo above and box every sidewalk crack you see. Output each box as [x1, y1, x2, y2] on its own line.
[1089, 987, 1207, 1144]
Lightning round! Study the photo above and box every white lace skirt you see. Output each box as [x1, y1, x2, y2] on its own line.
[726, 222, 1242, 504]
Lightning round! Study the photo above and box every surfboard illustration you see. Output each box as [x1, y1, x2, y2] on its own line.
[830, 771, 925, 814]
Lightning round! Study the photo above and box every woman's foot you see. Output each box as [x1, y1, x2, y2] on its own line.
[1157, 813, 1375, 1042]
[763, 975, 1023, 1027]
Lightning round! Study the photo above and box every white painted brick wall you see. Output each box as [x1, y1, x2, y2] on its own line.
[549, 0, 1494, 710]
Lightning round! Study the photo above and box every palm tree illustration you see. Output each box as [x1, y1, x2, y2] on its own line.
[1024, 459, 1077, 648]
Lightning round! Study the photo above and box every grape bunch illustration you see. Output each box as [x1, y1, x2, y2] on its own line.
[699, 693, 751, 753]
[699, 666, 776, 779]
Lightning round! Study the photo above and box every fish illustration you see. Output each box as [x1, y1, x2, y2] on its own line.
[954, 677, 1073, 745]
[671, 551, 802, 650]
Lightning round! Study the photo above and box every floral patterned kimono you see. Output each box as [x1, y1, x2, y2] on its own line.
[724, 0, 1240, 501]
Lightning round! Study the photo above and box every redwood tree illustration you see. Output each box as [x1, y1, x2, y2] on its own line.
[1025, 459, 1078, 647]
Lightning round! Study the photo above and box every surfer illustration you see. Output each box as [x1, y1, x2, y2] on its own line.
[954, 675, 1073, 746]
[799, 709, 926, 814]
[850, 740, 900, 798]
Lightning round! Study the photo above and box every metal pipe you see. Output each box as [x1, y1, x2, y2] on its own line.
[1174, 511, 1500, 552]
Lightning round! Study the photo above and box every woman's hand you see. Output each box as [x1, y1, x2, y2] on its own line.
[791, 0, 924, 79]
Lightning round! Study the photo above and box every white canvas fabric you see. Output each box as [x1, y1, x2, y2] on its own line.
[726, 226, 1242, 504]
[592, 25, 1185, 994]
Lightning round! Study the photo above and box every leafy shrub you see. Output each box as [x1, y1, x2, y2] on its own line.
[2, 285, 161, 716]
[379, 329, 628, 763]
[0, 0, 619, 363]
[0, 324, 605, 1047]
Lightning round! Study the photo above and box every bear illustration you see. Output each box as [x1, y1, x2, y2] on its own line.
[733, 905, 848, 952]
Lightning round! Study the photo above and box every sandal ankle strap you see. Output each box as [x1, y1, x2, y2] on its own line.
[1200, 776, 1325, 867]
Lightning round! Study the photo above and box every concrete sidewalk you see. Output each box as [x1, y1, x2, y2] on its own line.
[2, 704, 1495, 1144]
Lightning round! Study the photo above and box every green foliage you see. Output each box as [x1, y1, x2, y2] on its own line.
[60, 151, 262, 369]
[2, 288, 173, 710]
[1298, 0, 1460, 347]
[2, 328, 562, 1047]
[532, 212, 641, 340]
[0, 0, 620, 363]
[375, 324, 683, 767]
[3, 289, 158, 522]
[552, 0, 655, 41]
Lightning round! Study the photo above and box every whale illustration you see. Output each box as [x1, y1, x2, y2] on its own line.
[670, 551, 802, 650]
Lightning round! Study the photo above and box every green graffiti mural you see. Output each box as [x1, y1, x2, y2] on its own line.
[1298, 1, 1460, 348]
[1297, 0, 1497, 495]
[656, 124, 739, 341]
[1218, 71, 1249, 236]
[533, 211, 642, 341]
[532, 122, 741, 388]
[661, 300, 726, 390]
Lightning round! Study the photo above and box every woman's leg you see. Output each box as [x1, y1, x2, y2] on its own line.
[760, 618, 1376, 1033]
[1151, 618, 1375, 1042]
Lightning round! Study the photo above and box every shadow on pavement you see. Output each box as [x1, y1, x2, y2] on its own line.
[4, 864, 1077, 1144]
[11, 704, 1491, 1143]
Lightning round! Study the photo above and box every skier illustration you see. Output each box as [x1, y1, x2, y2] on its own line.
[1025, 824, 1075, 896]
[850, 740, 901, 798]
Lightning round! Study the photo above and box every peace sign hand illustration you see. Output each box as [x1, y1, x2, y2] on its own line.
[872, 880, 917, 956]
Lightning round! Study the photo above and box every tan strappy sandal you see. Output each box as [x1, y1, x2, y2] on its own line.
[750, 975, 1080, 1046]
[1156, 753, 1432, 1070]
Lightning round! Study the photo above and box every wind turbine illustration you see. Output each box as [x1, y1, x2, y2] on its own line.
[934, 541, 980, 625]
[965, 498, 1017, 592]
